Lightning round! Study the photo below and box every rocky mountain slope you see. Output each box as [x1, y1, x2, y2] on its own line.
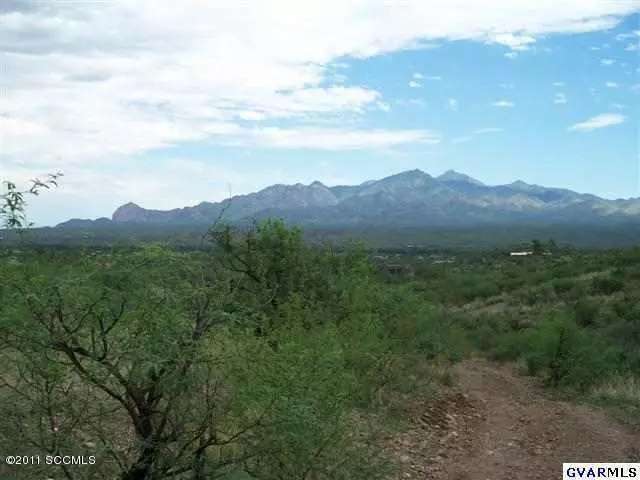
[56, 169, 640, 228]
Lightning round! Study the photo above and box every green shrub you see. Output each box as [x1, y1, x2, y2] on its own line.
[489, 329, 527, 363]
[591, 276, 624, 295]
[1, 220, 481, 480]
[573, 299, 600, 327]
[489, 315, 620, 391]
[551, 264, 574, 278]
[621, 265, 640, 281]
[552, 278, 577, 296]
[612, 293, 640, 318]
[533, 316, 620, 390]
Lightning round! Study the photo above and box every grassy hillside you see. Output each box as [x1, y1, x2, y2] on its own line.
[393, 246, 640, 430]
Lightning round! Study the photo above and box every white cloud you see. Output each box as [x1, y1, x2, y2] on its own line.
[615, 30, 640, 40]
[568, 113, 626, 132]
[605, 81, 619, 88]
[280, 87, 382, 114]
[1, 0, 636, 171]
[490, 32, 536, 51]
[408, 80, 422, 88]
[504, 52, 518, 59]
[447, 98, 459, 111]
[425, 75, 442, 80]
[554, 93, 568, 104]
[492, 100, 515, 107]
[241, 127, 441, 149]
[601, 58, 616, 66]
[376, 101, 391, 112]
[624, 43, 639, 51]
[238, 111, 268, 121]
[553, 82, 565, 87]
[611, 103, 627, 109]
[412, 73, 424, 79]
[451, 136, 472, 144]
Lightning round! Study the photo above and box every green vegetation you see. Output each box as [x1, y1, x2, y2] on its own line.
[4, 223, 640, 251]
[1, 180, 638, 479]
[0, 217, 465, 479]
[1, 172, 63, 229]
[399, 245, 640, 429]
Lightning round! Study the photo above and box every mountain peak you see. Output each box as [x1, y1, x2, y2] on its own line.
[382, 169, 432, 181]
[112, 202, 144, 222]
[400, 168, 427, 176]
[121, 201, 141, 208]
[66, 168, 637, 229]
[438, 170, 484, 186]
[508, 180, 544, 193]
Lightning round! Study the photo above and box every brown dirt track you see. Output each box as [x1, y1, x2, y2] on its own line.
[388, 357, 640, 479]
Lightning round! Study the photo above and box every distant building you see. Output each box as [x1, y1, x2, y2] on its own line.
[510, 251, 534, 256]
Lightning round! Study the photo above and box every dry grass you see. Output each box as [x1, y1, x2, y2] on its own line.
[593, 375, 640, 405]
[591, 375, 640, 432]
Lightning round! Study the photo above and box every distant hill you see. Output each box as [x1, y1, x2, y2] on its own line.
[56, 169, 640, 229]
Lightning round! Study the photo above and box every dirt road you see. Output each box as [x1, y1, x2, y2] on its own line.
[388, 358, 640, 479]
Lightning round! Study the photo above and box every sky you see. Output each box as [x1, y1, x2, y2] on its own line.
[1, 0, 639, 227]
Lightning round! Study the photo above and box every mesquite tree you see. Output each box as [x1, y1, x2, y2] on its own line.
[1, 172, 63, 229]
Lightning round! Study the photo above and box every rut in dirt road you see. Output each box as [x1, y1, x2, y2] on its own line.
[389, 358, 640, 480]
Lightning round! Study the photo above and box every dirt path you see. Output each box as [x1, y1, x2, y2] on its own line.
[388, 357, 640, 479]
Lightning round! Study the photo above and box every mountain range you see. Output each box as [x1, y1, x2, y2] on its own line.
[56, 169, 640, 229]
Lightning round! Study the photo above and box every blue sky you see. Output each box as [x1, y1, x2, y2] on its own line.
[0, 1, 638, 226]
